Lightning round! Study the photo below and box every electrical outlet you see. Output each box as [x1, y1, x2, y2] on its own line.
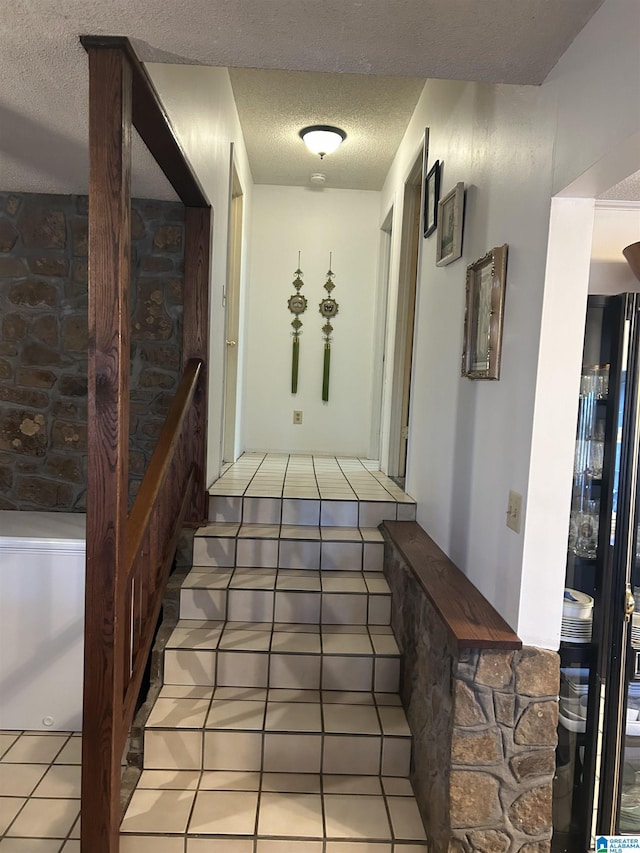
[293, 410, 303, 425]
[506, 490, 523, 533]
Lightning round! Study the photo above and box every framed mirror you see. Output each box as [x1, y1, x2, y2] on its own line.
[462, 244, 508, 380]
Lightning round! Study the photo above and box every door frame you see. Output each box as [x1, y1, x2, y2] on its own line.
[386, 136, 425, 478]
[221, 145, 244, 463]
[369, 207, 393, 460]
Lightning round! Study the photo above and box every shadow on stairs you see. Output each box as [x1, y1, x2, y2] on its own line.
[122, 454, 427, 852]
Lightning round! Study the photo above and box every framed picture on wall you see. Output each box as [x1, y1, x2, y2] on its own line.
[423, 160, 440, 238]
[462, 244, 509, 380]
[436, 181, 465, 266]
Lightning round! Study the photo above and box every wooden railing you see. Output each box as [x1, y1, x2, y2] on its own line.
[81, 37, 212, 853]
[122, 358, 203, 726]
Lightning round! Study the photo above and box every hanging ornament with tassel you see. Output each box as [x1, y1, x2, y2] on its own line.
[319, 253, 339, 402]
[287, 253, 308, 394]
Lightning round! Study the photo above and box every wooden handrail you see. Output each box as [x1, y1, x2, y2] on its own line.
[125, 358, 202, 573]
[121, 465, 196, 733]
[382, 520, 522, 650]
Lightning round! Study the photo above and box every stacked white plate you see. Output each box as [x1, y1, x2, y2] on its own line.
[620, 787, 640, 831]
[621, 814, 640, 833]
[561, 668, 590, 697]
[561, 616, 592, 643]
[558, 669, 590, 731]
[561, 588, 593, 644]
[631, 612, 640, 649]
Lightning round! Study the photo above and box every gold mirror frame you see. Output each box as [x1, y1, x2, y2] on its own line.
[462, 244, 508, 380]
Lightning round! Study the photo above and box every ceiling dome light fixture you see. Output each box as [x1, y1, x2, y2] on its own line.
[299, 125, 346, 159]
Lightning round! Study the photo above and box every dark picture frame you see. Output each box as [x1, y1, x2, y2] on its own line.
[423, 160, 440, 238]
[462, 244, 509, 380]
[436, 181, 465, 266]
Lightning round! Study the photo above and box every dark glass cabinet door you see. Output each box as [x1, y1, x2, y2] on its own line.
[598, 293, 640, 835]
[555, 297, 617, 851]
[554, 294, 640, 850]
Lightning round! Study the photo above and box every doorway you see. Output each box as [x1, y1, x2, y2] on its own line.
[222, 150, 244, 463]
[388, 143, 424, 479]
[369, 209, 393, 461]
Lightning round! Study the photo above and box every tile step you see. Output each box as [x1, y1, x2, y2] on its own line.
[179, 569, 391, 624]
[143, 690, 412, 776]
[194, 528, 385, 572]
[138, 690, 414, 792]
[142, 729, 411, 777]
[208, 495, 416, 527]
[163, 622, 400, 692]
[121, 773, 428, 849]
[197, 523, 387, 541]
[147, 687, 409, 734]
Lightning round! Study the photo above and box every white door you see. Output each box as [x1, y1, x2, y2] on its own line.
[388, 146, 423, 479]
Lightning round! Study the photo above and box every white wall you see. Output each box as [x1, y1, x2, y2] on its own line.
[381, 79, 556, 635]
[244, 185, 380, 455]
[145, 63, 253, 486]
[520, 0, 640, 647]
[548, 0, 640, 200]
[519, 198, 595, 649]
[382, 0, 640, 647]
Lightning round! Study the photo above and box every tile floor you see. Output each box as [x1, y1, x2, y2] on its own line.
[120, 769, 429, 850]
[210, 453, 414, 504]
[0, 730, 80, 851]
[1, 455, 426, 851]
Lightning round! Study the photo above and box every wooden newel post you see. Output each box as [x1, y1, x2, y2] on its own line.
[82, 45, 132, 853]
[80, 34, 211, 849]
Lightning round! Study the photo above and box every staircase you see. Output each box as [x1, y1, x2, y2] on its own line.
[120, 454, 428, 852]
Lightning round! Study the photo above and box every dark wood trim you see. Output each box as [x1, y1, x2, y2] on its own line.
[382, 520, 522, 650]
[183, 207, 212, 522]
[80, 35, 209, 208]
[82, 46, 132, 852]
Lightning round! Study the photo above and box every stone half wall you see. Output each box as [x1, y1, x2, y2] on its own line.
[385, 537, 559, 853]
[0, 191, 185, 511]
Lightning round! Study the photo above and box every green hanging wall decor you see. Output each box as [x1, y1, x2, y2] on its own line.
[319, 253, 339, 402]
[287, 253, 307, 394]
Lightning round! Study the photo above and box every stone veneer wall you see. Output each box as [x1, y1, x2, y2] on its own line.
[0, 192, 185, 511]
[385, 538, 560, 853]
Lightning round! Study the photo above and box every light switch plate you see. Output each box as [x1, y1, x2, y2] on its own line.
[506, 490, 523, 533]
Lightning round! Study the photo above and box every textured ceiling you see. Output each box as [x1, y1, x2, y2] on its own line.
[0, 0, 606, 197]
[229, 70, 425, 190]
[598, 170, 640, 202]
